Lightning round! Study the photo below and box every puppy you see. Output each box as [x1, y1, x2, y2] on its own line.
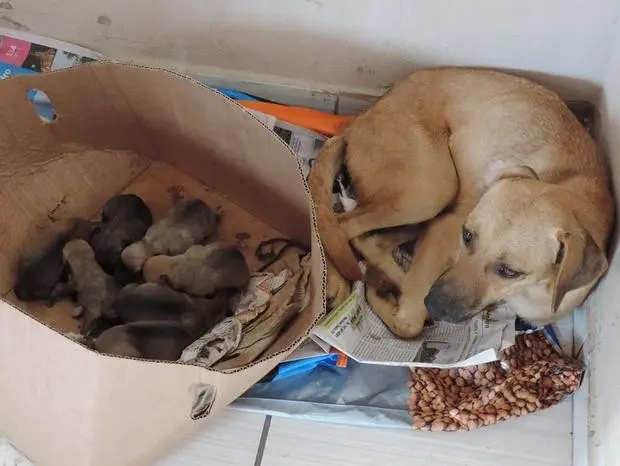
[14, 218, 94, 303]
[121, 199, 219, 271]
[90, 194, 152, 283]
[142, 242, 250, 297]
[111, 283, 231, 337]
[309, 68, 614, 338]
[93, 322, 195, 361]
[63, 239, 120, 336]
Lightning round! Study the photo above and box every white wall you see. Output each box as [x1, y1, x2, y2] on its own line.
[1, 0, 619, 99]
[589, 22, 620, 466]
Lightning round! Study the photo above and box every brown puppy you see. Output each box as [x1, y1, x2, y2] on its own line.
[63, 239, 120, 336]
[142, 242, 250, 297]
[309, 68, 613, 338]
[121, 199, 219, 271]
[111, 283, 231, 337]
[94, 322, 195, 361]
[14, 218, 94, 303]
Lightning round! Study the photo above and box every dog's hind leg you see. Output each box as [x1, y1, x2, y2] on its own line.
[337, 135, 458, 241]
[351, 225, 421, 287]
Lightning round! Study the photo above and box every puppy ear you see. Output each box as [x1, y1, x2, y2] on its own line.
[551, 229, 607, 312]
[484, 163, 538, 190]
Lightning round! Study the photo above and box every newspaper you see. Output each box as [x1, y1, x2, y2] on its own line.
[312, 281, 515, 368]
[247, 109, 326, 179]
[0, 29, 105, 122]
[0, 28, 105, 77]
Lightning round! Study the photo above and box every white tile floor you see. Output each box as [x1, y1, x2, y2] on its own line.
[1, 400, 574, 466]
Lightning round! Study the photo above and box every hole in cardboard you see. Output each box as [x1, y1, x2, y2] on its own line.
[27, 89, 58, 123]
[190, 383, 217, 419]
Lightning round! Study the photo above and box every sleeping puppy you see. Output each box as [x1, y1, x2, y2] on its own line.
[63, 239, 120, 336]
[14, 217, 94, 303]
[93, 322, 195, 361]
[111, 283, 231, 337]
[90, 194, 152, 284]
[142, 242, 250, 297]
[121, 199, 219, 271]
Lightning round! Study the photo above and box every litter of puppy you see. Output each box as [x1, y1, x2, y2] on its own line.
[13, 193, 310, 368]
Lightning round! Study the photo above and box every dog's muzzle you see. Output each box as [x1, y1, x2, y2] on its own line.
[424, 283, 472, 323]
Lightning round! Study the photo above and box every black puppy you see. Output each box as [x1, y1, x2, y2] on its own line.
[14, 218, 94, 303]
[90, 194, 152, 284]
[94, 322, 197, 361]
[111, 283, 231, 337]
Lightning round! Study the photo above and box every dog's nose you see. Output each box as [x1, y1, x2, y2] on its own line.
[424, 287, 449, 320]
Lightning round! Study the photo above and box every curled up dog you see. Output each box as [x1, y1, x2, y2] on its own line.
[309, 68, 614, 338]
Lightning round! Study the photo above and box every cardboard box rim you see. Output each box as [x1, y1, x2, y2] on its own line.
[0, 62, 328, 466]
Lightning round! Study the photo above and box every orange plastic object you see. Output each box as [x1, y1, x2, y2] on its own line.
[241, 100, 354, 136]
[329, 348, 350, 368]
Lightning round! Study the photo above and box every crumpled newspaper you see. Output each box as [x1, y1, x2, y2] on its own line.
[178, 317, 243, 367]
[215, 253, 311, 370]
[178, 257, 306, 369]
[234, 269, 291, 325]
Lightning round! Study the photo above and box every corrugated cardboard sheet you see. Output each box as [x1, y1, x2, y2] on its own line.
[0, 63, 326, 466]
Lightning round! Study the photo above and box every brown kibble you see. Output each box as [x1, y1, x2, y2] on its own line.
[485, 371, 495, 381]
[413, 419, 427, 429]
[460, 386, 474, 395]
[431, 420, 445, 432]
[502, 388, 517, 403]
[456, 377, 465, 387]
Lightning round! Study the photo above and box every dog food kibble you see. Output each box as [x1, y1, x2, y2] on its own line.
[407, 331, 583, 431]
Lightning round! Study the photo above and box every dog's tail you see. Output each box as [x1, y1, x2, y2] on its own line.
[309, 135, 363, 281]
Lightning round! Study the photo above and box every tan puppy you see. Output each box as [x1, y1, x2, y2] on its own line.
[121, 199, 219, 271]
[310, 68, 614, 338]
[143, 242, 250, 297]
[63, 239, 120, 336]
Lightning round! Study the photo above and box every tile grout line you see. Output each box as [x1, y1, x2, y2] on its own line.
[254, 415, 272, 466]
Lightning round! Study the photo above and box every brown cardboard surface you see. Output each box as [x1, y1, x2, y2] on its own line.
[0, 63, 326, 466]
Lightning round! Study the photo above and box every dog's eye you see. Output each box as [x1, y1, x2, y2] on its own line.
[462, 226, 474, 246]
[495, 263, 522, 279]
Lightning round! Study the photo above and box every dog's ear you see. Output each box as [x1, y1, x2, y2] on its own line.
[551, 229, 607, 312]
[484, 163, 538, 190]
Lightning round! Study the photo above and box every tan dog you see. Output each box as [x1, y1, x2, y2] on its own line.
[310, 68, 614, 338]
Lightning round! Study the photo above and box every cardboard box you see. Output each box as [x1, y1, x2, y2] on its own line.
[0, 63, 326, 466]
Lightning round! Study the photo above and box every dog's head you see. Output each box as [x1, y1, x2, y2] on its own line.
[424, 166, 607, 325]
